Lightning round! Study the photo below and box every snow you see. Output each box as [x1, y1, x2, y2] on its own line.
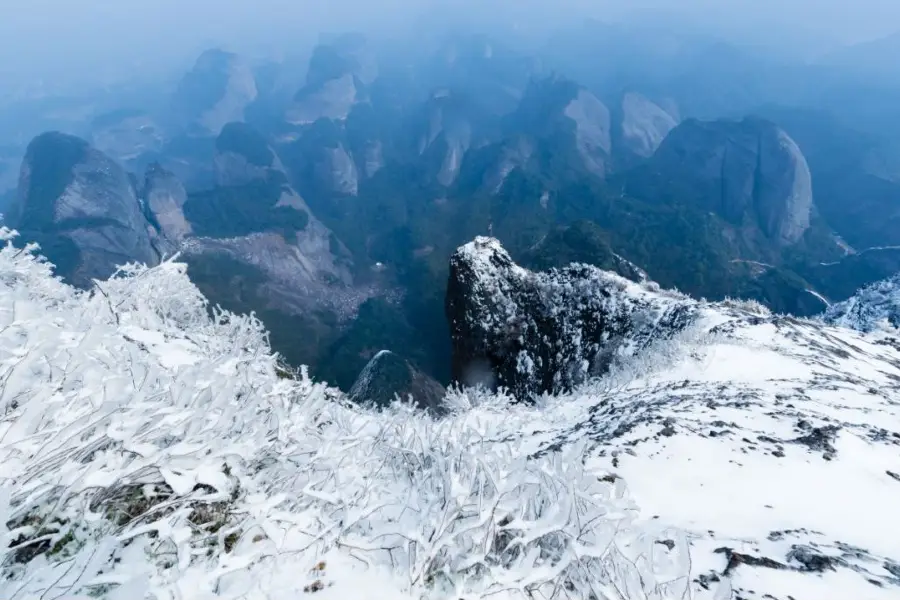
[1, 228, 899, 599]
[824, 272, 900, 332]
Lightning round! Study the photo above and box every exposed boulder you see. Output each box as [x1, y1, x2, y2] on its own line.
[446, 237, 697, 399]
[348, 350, 446, 413]
[9, 132, 160, 286]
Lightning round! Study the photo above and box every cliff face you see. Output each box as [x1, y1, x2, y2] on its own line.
[141, 163, 192, 243]
[617, 92, 678, 159]
[10, 132, 160, 286]
[446, 237, 697, 399]
[643, 117, 813, 245]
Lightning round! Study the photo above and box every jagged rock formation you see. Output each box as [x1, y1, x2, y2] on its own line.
[641, 117, 813, 245]
[823, 272, 900, 332]
[171, 49, 258, 136]
[348, 350, 446, 413]
[446, 237, 697, 399]
[617, 92, 678, 159]
[8, 132, 161, 286]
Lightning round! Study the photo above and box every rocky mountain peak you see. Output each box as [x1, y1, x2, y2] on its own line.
[643, 117, 813, 245]
[285, 37, 374, 126]
[10, 132, 160, 286]
[446, 237, 697, 399]
[348, 350, 447, 413]
[515, 76, 612, 177]
[172, 48, 258, 136]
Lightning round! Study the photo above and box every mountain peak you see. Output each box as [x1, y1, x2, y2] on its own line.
[10, 132, 160, 286]
[638, 116, 813, 245]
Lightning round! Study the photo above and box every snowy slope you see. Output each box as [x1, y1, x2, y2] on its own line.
[1, 229, 899, 600]
[823, 272, 900, 333]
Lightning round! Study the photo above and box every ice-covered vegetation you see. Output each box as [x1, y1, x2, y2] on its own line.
[0, 227, 689, 599]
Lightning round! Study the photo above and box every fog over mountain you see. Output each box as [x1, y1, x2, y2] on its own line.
[1, 0, 898, 92]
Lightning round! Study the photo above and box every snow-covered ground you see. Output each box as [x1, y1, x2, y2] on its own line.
[1, 228, 899, 599]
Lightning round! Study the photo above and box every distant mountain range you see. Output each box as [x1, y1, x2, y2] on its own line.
[5, 27, 900, 391]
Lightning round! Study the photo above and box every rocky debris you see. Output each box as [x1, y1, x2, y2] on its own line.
[642, 117, 813, 245]
[617, 92, 678, 159]
[172, 49, 258, 136]
[9, 132, 160, 286]
[445, 236, 697, 399]
[348, 350, 446, 413]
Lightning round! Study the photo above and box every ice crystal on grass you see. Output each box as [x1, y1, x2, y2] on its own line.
[0, 228, 687, 599]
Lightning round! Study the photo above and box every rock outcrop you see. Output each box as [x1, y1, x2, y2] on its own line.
[9, 132, 160, 286]
[642, 117, 813, 245]
[446, 237, 697, 399]
[823, 272, 900, 332]
[348, 350, 446, 413]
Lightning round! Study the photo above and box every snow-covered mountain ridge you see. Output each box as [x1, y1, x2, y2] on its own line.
[1, 230, 899, 599]
[823, 272, 900, 333]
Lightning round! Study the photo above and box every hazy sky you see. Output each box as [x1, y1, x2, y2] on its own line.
[1, 0, 898, 91]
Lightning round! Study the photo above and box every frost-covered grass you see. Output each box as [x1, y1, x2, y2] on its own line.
[0, 229, 689, 600]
